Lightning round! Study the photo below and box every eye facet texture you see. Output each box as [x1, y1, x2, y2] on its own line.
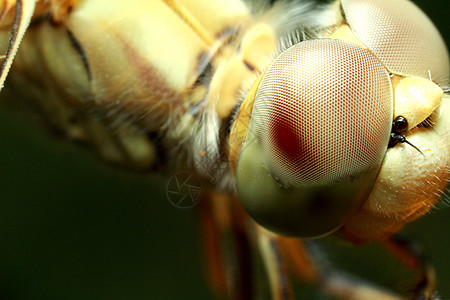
[342, 0, 449, 85]
[250, 39, 393, 188]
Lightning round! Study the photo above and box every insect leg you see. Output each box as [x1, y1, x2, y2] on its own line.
[382, 233, 440, 300]
[278, 236, 406, 300]
[0, 0, 35, 92]
[320, 272, 406, 300]
[276, 237, 320, 284]
[198, 189, 253, 300]
[198, 191, 228, 297]
[256, 226, 294, 300]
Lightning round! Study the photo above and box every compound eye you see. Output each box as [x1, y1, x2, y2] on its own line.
[253, 39, 392, 187]
[236, 39, 393, 237]
[342, 0, 449, 85]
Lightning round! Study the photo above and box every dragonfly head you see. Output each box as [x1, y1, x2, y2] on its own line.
[230, 39, 393, 237]
[229, 0, 449, 239]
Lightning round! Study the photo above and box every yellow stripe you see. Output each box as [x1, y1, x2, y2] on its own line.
[162, 0, 214, 45]
[228, 71, 265, 173]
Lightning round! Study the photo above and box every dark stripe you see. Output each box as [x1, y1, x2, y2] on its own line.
[66, 29, 92, 81]
[243, 59, 256, 71]
[0, 0, 23, 75]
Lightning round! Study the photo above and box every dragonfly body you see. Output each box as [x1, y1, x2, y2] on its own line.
[0, 0, 252, 169]
[0, 0, 448, 299]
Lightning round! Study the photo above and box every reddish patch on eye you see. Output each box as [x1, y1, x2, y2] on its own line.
[269, 116, 301, 160]
[268, 114, 322, 183]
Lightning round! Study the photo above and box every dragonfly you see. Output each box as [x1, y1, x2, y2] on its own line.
[0, 0, 448, 299]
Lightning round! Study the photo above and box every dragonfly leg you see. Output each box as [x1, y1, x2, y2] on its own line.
[256, 226, 294, 300]
[381, 233, 440, 300]
[276, 237, 320, 285]
[320, 272, 407, 300]
[200, 193, 430, 300]
[0, 0, 36, 91]
[277, 236, 406, 300]
[198, 189, 253, 300]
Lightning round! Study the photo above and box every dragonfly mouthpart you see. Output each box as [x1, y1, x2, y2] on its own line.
[388, 116, 424, 156]
[388, 132, 425, 157]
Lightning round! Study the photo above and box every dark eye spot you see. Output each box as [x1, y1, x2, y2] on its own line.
[392, 116, 408, 133]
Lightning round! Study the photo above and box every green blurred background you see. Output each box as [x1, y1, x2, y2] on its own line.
[0, 0, 448, 299]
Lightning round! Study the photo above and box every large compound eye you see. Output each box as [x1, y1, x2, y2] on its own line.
[254, 40, 393, 187]
[235, 39, 393, 237]
[341, 0, 449, 85]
